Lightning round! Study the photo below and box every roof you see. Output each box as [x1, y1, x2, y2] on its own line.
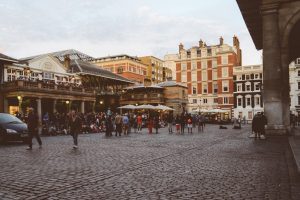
[93, 54, 141, 63]
[156, 80, 187, 88]
[0, 53, 18, 63]
[69, 60, 134, 84]
[19, 49, 95, 62]
[236, 0, 262, 50]
[124, 85, 163, 90]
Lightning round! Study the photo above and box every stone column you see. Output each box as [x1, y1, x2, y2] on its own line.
[81, 101, 85, 114]
[261, 3, 286, 134]
[37, 98, 42, 134]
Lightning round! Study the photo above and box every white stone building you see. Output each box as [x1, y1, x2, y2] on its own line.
[163, 54, 178, 81]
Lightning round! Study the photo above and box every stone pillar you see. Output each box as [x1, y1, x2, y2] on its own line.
[37, 98, 42, 134]
[81, 101, 85, 114]
[261, 3, 286, 134]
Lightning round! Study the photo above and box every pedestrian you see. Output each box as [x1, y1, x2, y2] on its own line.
[154, 115, 159, 134]
[167, 113, 173, 133]
[187, 115, 193, 133]
[122, 114, 129, 135]
[252, 113, 260, 138]
[148, 116, 153, 134]
[105, 115, 113, 137]
[180, 113, 186, 134]
[26, 108, 42, 150]
[259, 112, 267, 139]
[198, 114, 204, 132]
[133, 115, 138, 133]
[69, 110, 82, 149]
[137, 114, 143, 133]
[114, 113, 122, 136]
[175, 115, 180, 134]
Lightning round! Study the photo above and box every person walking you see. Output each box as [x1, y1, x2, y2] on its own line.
[137, 114, 143, 133]
[148, 116, 153, 134]
[26, 108, 42, 150]
[122, 114, 129, 136]
[175, 115, 180, 134]
[167, 113, 173, 133]
[198, 114, 204, 132]
[154, 115, 159, 134]
[187, 115, 193, 134]
[180, 113, 186, 134]
[115, 113, 122, 136]
[69, 110, 82, 149]
[105, 115, 113, 137]
[259, 112, 267, 139]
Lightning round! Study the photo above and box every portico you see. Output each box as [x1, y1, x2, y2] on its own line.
[237, 0, 300, 134]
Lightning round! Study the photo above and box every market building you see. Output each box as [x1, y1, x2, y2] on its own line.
[173, 36, 242, 118]
[233, 65, 263, 121]
[91, 54, 148, 84]
[120, 80, 188, 116]
[139, 56, 172, 84]
[0, 50, 133, 124]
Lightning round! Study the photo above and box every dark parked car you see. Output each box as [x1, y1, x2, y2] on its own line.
[0, 113, 29, 143]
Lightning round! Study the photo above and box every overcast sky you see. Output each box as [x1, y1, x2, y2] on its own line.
[0, 0, 261, 65]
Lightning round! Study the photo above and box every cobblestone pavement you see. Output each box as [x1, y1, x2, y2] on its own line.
[0, 124, 300, 200]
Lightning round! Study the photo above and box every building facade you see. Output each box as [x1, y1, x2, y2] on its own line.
[0, 50, 132, 125]
[139, 56, 172, 84]
[163, 54, 178, 81]
[174, 36, 242, 117]
[289, 58, 300, 115]
[233, 65, 263, 121]
[91, 55, 148, 84]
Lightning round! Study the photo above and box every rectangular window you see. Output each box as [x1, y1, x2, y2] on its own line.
[246, 97, 251, 106]
[192, 85, 197, 94]
[181, 63, 187, 70]
[212, 70, 217, 80]
[222, 81, 229, 92]
[192, 61, 197, 70]
[192, 73, 197, 82]
[255, 96, 260, 106]
[298, 96, 300, 105]
[237, 84, 242, 92]
[192, 99, 197, 104]
[245, 75, 250, 80]
[255, 83, 260, 91]
[223, 97, 228, 104]
[43, 72, 54, 80]
[296, 58, 300, 65]
[202, 71, 207, 81]
[201, 61, 207, 69]
[254, 74, 259, 79]
[203, 83, 208, 94]
[248, 111, 253, 120]
[181, 73, 187, 82]
[298, 70, 300, 76]
[246, 84, 251, 91]
[237, 98, 242, 107]
[203, 99, 208, 104]
[213, 83, 218, 94]
[222, 67, 228, 77]
[212, 60, 217, 68]
[222, 55, 228, 64]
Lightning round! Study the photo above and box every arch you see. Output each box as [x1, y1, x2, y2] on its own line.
[282, 9, 300, 63]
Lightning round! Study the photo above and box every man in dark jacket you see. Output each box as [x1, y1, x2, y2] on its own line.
[26, 108, 42, 150]
[69, 110, 82, 149]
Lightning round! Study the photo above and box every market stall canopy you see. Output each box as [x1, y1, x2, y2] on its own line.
[208, 109, 228, 113]
[192, 108, 210, 113]
[136, 104, 156, 110]
[155, 105, 174, 111]
[118, 105, 137, 109]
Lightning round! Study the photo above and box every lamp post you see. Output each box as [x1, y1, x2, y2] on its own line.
[66, 100, 70, 112]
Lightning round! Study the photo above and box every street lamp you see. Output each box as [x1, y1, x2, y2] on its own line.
[100, 101, 103, 105]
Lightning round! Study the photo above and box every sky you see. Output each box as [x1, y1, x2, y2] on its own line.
[0, 0, 262, 65]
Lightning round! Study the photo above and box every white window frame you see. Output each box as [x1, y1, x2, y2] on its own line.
[212, 70, 218, 80]
[192, 72, 197, 82]
[222, 67, 228, 77]
[202, 83, 208, 94]
[221, 55, 228, 65]
[212, 60, 217, 68]
[181, 63, 187, 71]
[254, 95, 260, 107]
[246, 96, 251, 107]
[192, 85, 197, 95]
[254, 82, 260, 91]
[237, 96, 243, 107]
[201, 60, 207, 69]
[245, 82, 251, 91]
[237, 83, 242, 92]
[222, 80, 229, 92]
[202, 70, 207, 81]
[192, 61, 197, 70]
[181, 72, 187, 82]
[223, 97, 229, 104]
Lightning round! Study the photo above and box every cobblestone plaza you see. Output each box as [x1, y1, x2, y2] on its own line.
[0, 125, 300, 199]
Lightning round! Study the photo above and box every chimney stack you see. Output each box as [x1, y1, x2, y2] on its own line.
[179, 43, 184, 52]
[233, 35, 240, 48]
[199, 39, 204, 48]
[219, 36, 224, 45]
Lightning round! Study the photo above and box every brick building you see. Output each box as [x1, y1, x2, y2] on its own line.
[174, 36, 242, 117]
[92, 55, 148, 84]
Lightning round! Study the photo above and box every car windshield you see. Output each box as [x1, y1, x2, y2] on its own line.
[0, 114, 23, 124]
